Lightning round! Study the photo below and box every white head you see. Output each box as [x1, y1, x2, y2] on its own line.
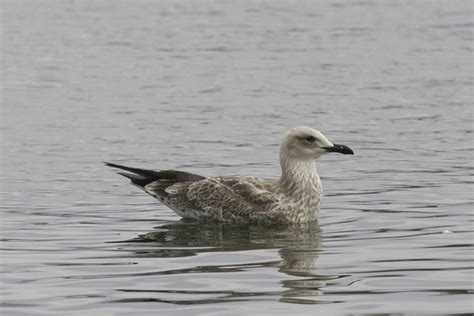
[280, 126, 354, 161]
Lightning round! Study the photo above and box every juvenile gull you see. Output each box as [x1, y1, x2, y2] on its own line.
[105, 126, 354, 223]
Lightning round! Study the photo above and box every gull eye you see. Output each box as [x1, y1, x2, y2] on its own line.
[306, 136, 317, 142]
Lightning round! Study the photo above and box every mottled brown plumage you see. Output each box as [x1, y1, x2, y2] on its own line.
[106, 127, 354, 223]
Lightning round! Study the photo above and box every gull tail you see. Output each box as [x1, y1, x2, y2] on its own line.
[104, 162, 206, 188]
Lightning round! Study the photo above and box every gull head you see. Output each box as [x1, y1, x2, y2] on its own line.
[281, 126, 354, 160]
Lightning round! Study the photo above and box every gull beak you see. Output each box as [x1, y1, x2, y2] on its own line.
[324, 144, 354, 155]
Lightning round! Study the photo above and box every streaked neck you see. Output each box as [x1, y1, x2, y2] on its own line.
[279, 155, 320, 195]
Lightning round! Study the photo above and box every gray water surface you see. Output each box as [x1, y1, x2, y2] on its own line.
[2, 0, 473, 315]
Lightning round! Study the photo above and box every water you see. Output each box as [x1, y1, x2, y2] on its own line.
[1, 0, 473, 315]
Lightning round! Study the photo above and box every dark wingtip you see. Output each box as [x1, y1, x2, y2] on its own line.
[104, 162, 137, 171]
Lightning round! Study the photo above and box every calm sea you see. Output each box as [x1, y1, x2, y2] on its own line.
[2, 0, 473, 315]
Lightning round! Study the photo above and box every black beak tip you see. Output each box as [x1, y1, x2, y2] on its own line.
[346, 147, 355, 155]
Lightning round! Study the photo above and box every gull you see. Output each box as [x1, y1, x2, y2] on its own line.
[105, 126, 354, 223]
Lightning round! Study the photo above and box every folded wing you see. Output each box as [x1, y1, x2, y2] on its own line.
[146, 176, 280, 221]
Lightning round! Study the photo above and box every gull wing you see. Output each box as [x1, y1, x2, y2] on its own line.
[155, 176, 280, 221]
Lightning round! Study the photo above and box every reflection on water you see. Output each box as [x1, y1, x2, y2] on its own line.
[113, 221, 331, 305]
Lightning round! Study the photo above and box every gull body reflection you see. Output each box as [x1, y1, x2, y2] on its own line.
[114, 221, 340, 305]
